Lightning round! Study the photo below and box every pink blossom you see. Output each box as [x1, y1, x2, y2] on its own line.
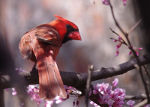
[55, 96, 63, 104]
[102, 0, 110, 5]
[136, 51, 139, 56]
[45, 101, 53, 107]
[65, 85, 82, 95]
[118, 36, 123, 41]
[122, 0, 127, 6]
[111, 36, 124, 56]
[136, 47, 143, 56]
[90, 101, 100, 107]
[128, 47, 143, 56]
[27, 85, 43, 104]
[116, 43, 122, 49]
[113, 39, 118, 42]
[138, 48, 143, 50]
[91, 78, 126, 107]
[93, 90, 98, 95]
[12, 88, 17, 96]
[112, 78, 119, 87]
[16, 67, 26, 73]
[126, 100, 135, 107]
[128, 51, 132, 55]
[116, 50, 119, 56]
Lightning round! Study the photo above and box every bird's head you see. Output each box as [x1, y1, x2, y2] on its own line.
[50, 15, 81, 43]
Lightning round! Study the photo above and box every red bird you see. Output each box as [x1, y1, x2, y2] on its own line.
[19, 15, 81, 100]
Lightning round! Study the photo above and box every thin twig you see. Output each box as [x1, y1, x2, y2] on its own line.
[128, 19, 142, 34]
[134, 99, 147, 107]
[109, 27, 120, 36]
[135, 64, 150, 103]
[109, 27, 128, 45]
[85, 65, 94, 107]
[125, 94, 147, 100]
[143, 65, 150, 82]
[109, 1, 127, 36]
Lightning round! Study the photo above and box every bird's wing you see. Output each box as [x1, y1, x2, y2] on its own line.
[35, 24, 61, 46]
[19, 32, 35, 60]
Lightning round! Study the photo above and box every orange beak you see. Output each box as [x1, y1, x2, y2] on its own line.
[68, 31, 81, 40]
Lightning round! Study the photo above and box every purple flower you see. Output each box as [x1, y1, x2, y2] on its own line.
[65, 85, 82, 96]
[126, 100, 135, 107]
[45, 101, 53, 107]
[118, 36, 122, 41]
[16, 68, 26, 73]
[136, 47, 143, 56]
[12, 88, 17, 96]
[116, 43, 122, 49]
[138, 48, 143, 50]
[136, 51, 139, 56]
[122, 0, 127, 6]
[128, 51, 132, 55]
[93, 89, 98, 95]
[112, 78, 119, 87]
[128, 47, 143, 56]
[113, 39, 118, 42]
[102, 0, 110, 5]
[111, 36, 124, 56]
[55, 96, 63, 104]
[90, 101, 100, 107]
[90, 78, 126, 107]
[116, 50, 119, 56]
[27, 85, 43, 104]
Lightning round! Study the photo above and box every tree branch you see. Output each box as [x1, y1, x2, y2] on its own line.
[0, 54, 150, 91]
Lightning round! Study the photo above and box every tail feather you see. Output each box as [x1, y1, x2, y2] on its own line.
[37, 55, 67, 100]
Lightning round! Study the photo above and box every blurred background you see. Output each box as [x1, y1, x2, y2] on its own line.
[0, 0, 149, 106]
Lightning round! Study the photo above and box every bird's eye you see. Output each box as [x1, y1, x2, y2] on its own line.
[66, 24, 74, 32]
[66, 24, 78, 31]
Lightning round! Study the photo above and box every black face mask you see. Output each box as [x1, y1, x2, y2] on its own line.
[62, 24, 78, 44]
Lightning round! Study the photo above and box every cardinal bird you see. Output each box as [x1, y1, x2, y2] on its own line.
[19, 15, 81, 100]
